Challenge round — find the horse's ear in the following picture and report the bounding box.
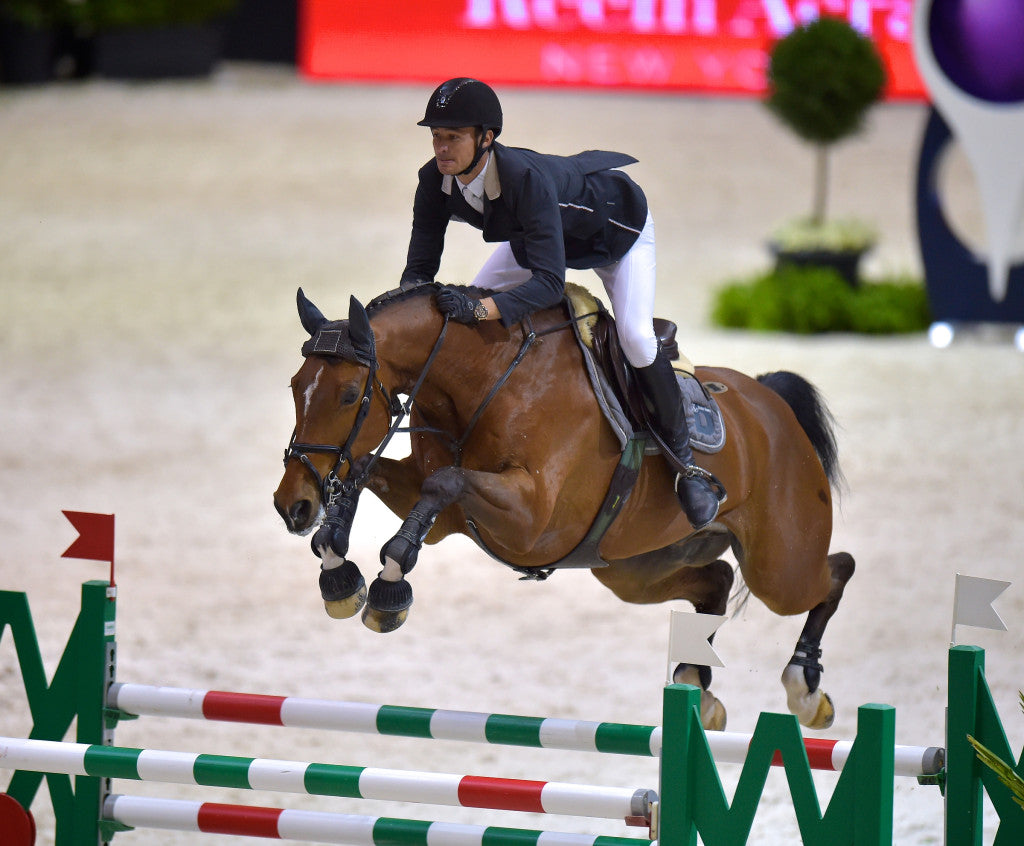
[348,296,376,362]
[297,288,328,336]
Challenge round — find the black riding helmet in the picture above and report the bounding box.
[418,78,502,176]
[417,78,503,137]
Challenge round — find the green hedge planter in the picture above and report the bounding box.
[711,266,932,335]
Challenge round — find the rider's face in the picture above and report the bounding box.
[431,127,489,179]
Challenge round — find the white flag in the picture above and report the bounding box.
[952,574,1010,638]
[668,610,725,668]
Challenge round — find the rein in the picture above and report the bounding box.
[401,314,580,465]
[448,318,537,464]
[353,316,451,486]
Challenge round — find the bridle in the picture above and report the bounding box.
[282,365,393,508]
[282,314,452,509]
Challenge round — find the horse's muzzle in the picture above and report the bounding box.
[275,496,318,535]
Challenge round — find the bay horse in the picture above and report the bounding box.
[273,283,854,731]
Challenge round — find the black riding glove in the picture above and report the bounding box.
[435,287,482,325]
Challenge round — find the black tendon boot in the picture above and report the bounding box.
[635,351,726,529]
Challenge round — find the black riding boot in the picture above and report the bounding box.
[635,351,725,530]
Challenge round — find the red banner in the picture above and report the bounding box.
[299,0,926,99]
[61,511,115,564]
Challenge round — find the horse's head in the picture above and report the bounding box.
[274,289,396,535]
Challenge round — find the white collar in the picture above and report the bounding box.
[461,154,489,199]
[442,151,498,199]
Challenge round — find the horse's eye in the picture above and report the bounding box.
[340,386,361,406]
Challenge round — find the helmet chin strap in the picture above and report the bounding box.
[458,132,491,176]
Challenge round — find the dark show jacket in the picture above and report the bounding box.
[401,142,649,326]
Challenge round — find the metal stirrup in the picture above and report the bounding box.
[679,465,728,502]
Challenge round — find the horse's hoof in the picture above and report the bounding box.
[803,691,835,730]
[781,664,835,729]
[319,558,366,619]
[703,698,727,732]
[361,605,410,633]
[672,665,727,730]
[324,585,367,619]
[362,576,413,633]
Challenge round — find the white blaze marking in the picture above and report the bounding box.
[303,365,324,417]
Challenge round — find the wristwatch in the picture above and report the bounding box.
[473,300,489,322]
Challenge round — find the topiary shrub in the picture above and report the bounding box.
[766,16,887,228]
[711,266,931,335]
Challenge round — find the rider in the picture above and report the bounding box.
[399,77,724,530]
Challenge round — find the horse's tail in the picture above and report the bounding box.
[756,371,844,491]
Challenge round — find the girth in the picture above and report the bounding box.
[465,433,648,580]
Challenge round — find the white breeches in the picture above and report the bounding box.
[472,212,659,367]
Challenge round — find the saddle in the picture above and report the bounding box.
[564,285,726,455]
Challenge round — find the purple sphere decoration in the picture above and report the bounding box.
[929,0,1024,103]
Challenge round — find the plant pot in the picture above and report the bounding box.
[95,23,223,80]
[769,243,871,288]
[0,18,56,84]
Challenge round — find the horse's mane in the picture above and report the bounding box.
[304,284,482,361]
[365,282,439,316]
[365,282,484,317]
[299,286,442,362]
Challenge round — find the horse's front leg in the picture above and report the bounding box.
[363,466,471,632]
[313,454,421,621]
[364,464,546,632]
[312,479,367,620]
[362,454,430,518]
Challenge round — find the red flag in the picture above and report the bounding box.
[61,511,115,563]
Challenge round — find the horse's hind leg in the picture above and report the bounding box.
[669,558,734,731]
[781,552,855,729]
